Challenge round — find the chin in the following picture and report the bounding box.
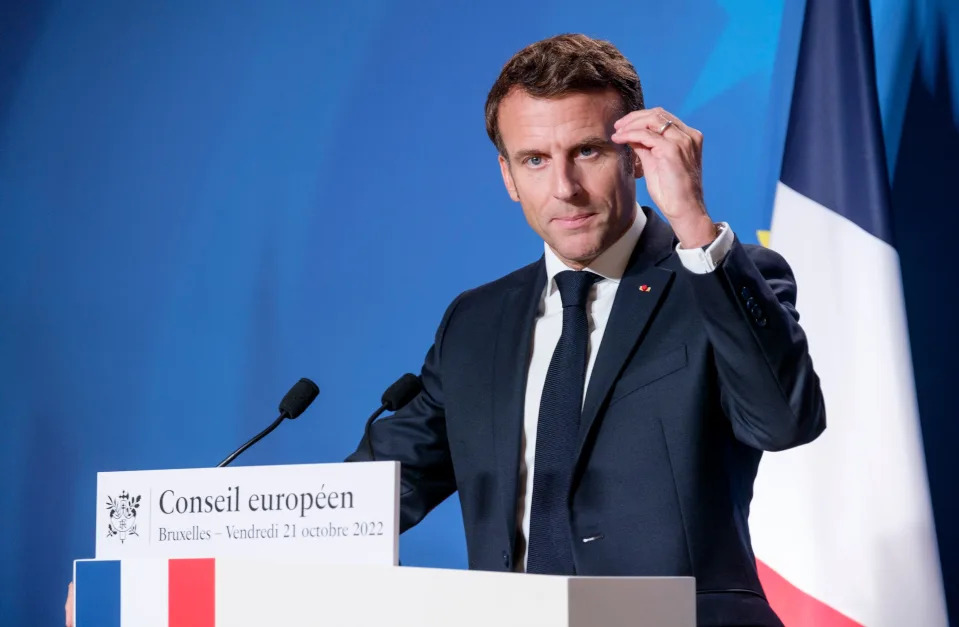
[553,243,603,266]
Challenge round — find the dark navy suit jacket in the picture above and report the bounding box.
[349,208,826,627]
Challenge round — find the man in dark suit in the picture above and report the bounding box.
[348,34,825,627]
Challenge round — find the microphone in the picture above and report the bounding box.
[217,378,320,467]
[365,373,422,461]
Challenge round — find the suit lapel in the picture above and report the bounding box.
[576,210,677,462]
[491,259,545,551]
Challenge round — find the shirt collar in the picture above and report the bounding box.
[544,205,646,294]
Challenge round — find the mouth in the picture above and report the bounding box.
[552,213,596,229]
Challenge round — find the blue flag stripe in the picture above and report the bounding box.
[780,0,893,245]
[75,560,121,627]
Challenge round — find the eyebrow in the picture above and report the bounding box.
[510,136,615,162]
[575,136,614,148]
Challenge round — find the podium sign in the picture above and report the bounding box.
[95,461,399,565]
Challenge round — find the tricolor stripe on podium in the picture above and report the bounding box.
[75,558,215,627]
[748,0,949,625]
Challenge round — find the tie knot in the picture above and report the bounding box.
[554,270,600,308]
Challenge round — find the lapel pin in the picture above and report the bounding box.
[639,284,652,292]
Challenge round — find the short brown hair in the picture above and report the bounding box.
[485,34,644,157]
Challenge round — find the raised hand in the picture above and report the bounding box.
[612,107,717,248]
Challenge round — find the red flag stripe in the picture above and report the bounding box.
[169,558,215,627]
[757,560,863,627]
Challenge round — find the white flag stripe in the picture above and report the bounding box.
[750,182,947,626]
[120,558,168,627]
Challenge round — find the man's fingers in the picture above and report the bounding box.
[65,581,74,627]
[611,127,674,153]
[613,108,670,130]
[614,107,698,138]
[613,107,683,128]
[615,117,691,145]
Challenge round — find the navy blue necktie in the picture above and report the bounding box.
[526,270,600,575]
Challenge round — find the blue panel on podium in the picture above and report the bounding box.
[75,560,121,627]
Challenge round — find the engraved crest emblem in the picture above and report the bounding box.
[106,491,141,543]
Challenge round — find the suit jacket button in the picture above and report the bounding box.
[502,551,511,568]
[757,316,768,327]
[746,297,757,310]
[740,286,751,300]
[750,304,764,319]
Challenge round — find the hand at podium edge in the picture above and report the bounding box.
[65,581,74,627]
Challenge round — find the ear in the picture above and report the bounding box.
[498,154,520,202]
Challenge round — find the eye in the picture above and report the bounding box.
[524,155,545,168]
[578,146,597,157]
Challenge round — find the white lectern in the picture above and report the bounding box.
[77,463,695,625]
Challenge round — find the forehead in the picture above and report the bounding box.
[497,88,622,154]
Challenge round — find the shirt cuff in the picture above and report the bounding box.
[675,222,733,274]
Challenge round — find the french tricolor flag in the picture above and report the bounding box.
[748,0,949,625]
[74,558,215,627]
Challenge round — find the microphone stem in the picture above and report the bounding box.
[364,404,387,461]
[218,413,286,467]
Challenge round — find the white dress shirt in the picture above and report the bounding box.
[514,208,734,571]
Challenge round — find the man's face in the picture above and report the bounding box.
[497,88,639,269]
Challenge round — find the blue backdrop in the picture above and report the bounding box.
[2,1,957,624]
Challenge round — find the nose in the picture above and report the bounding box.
[551,159,582,201]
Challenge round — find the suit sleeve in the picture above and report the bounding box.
[685,238,826,451]
[345,294,463,532]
